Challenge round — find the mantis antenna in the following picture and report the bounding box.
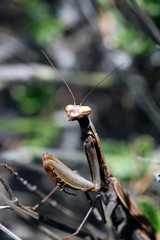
[41,49,76,105]
[42,49,124,106]
[80,63,124,106]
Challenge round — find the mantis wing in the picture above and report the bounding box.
[113,178,155,238]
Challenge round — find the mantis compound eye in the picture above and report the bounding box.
[65,105,73,112]
[80,106,91,116]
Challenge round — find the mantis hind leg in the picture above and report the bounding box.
[60,194,102,240]
[85,191,106,223]
[28,186,59,210]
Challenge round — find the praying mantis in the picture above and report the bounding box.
[42,51,156,240]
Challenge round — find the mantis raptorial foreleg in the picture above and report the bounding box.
[83,136,101,191]
[43,153,95,192]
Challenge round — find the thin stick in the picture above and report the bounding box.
[1,164,39,193]
[0,175,16,201]
[0,223,22,240]
[1,164,80,220]
[41,49,76,105]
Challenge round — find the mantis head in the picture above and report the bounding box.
[65,104,91,121]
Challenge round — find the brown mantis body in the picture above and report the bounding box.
[43,105,156,240]
[42,51,156,240]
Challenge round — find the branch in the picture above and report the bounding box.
[114,0,160,45]
[0,164,102,239]
[0,223,22,240]
[0,185,60,240]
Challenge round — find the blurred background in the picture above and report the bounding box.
[0,0,160,239]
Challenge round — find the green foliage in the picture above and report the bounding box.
[131,135,155,158]
[97,0,156,56]
[102,135,155,180]
[0,117,63,147]
[10,83,55,115]
[138,0,160,17]
[102,137,158,230]
[117,27,154,55]
[102,140,132,180]
[17,0,65,45]
[140,197,160,232]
